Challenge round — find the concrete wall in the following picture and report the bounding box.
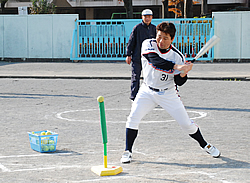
[213,11,250,60]
[208,0,246,4]
[65,0,162,7]
[0,14,78,60]
[1,12,250,61]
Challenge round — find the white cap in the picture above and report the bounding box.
[142,9,153,16]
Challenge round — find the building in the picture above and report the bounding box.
[2,0,250,19]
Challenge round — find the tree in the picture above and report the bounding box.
[123,0,133,19]
[162,0,169,18]
[186,0,193,18]
[201,0,208,16]
[30,0,56,14]
[0,0,8,14]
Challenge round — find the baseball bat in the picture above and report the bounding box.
[191,35,220,63]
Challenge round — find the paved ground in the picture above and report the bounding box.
[0,62,249,183]
[0,61,250,80]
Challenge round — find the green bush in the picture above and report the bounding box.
[30,0,56,14]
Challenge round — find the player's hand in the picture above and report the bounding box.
[181,63,193,76]
[174,63,193,77]
[126,56,132,65]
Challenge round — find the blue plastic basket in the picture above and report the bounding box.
[28,130,58,153]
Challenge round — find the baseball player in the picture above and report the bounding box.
[121,22,220,163]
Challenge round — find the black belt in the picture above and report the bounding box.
[148,86,168,92]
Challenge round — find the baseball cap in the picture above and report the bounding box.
[142,9,153,16]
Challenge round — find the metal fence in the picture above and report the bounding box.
[70,18,214,61]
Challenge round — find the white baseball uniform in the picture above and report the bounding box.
[126,38,198,135]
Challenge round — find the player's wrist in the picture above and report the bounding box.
[174,64,181,70]
[180,73,187,77]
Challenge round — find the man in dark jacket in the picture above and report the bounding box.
[126,9,156,101]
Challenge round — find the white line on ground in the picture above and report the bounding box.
[133,150,147,156]
[11,165,83,173]
[69,170,226,183]
[55,109,207,123]
[0,163,11,172]
[108,149,146,156]
[188,171,217,178]
[0,152,72,159]
[71,175,136,182]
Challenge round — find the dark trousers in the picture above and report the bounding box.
[130,61,142,101]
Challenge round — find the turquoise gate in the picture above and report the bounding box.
[70,18,214,61]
